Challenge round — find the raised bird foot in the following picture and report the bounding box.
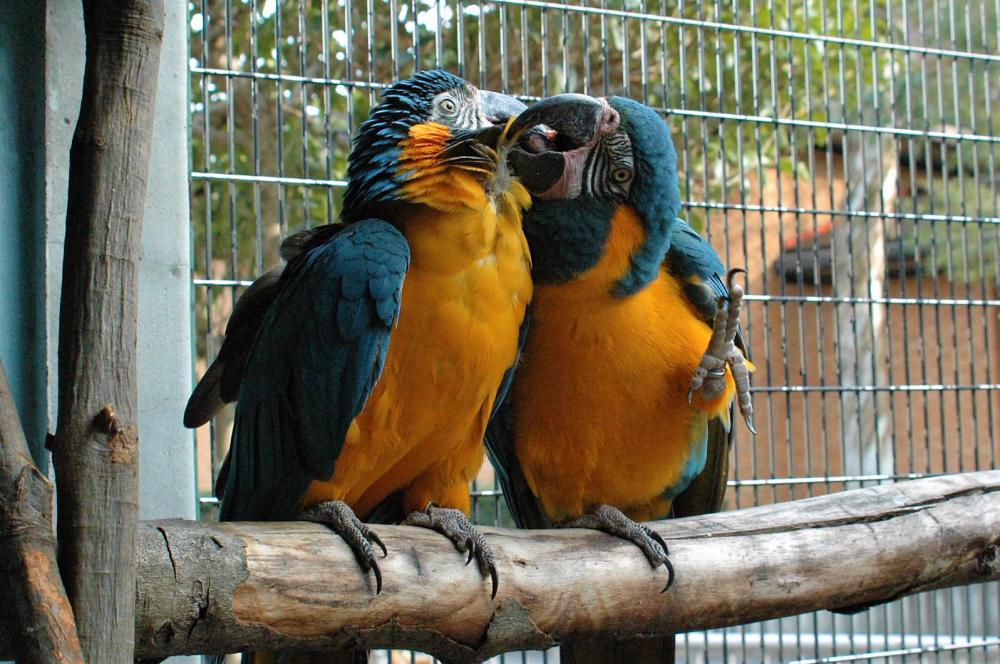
[403,505,499,598]
[559,504,675,591]
[298,500,388,593]
[688,268,756,434]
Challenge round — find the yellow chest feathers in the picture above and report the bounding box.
[304,130,534,517]
[391,122,533,436]
[510,206,725,520]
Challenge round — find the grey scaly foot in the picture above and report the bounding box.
[403,505,499,598]
[688,268,756,434]
[559,504,675,591]
[298,500,388,593]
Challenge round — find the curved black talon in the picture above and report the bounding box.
[370,558,383,595]
[726,266,747,291]
[403,505,500,599]
[641,523,675,592]
[465,538,476,565]
[486,561,499,600]
[559,504,674,592]
[298,500,387,594]
[661,557,676,592]
[646,525,668,554]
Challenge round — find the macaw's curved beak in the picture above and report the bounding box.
[445,90,543,160]
[507,93,609,146]
[504,93,618,199]
[479,89,528,124]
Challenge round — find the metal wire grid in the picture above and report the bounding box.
[188,0,1000,661]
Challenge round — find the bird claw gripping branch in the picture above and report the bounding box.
[403,505,500,598]
[688,268,756,434]
[299,500,388,594]
[560,504,676,592]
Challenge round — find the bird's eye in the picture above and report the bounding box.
[611,168,632,184]
[438,98,458,115]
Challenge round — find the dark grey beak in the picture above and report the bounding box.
[506,93,610,147]
[479,90,528,124]
[504,93,614,197]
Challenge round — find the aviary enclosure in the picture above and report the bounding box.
[188,0,1000,661]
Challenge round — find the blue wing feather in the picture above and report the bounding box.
[491,308,530,423]
[484,310,551,529]
[665,218,744,518]
[665,219,730,319]
[219,219,410,522]
[485,404,549,529]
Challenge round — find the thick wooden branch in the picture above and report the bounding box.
[8,471,997,662]
[0,472,993,661]
[50,1,165,661]
[0,361,83,664]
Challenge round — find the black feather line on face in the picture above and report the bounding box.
[606,96,681,297]
[438,131,500,178]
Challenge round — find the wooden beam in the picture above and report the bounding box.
[49,1,165,661]
[0,360,83,664]
[8,471,998,661]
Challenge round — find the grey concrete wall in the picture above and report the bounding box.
[135,0,196,523]
[44,0,195,521]
[0,4,48,467]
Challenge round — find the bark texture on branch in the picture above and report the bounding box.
[50,1,165,661]
[22,471,997,662]
[0,361,84,664]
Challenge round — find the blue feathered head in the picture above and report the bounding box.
[512,95,681,295]
[342,70,527,222]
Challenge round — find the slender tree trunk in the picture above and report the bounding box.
[0,361,83,664]
[834,113,898,484]
[49,1,165,661]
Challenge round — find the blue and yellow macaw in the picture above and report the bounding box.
[486,94,755,663]
[184,73,527,433]
[184,72,586,614]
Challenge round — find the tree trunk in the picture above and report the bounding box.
[1,471,993,662]
[49,1,165,661]
[0,361,83,664]
[833,111,898,484]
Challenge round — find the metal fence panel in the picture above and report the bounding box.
[188,0,1000,661]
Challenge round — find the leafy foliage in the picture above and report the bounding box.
[188,0,999,387]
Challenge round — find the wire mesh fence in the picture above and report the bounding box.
[188,0,1000,660]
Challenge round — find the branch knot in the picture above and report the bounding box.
[93,404,138,464]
